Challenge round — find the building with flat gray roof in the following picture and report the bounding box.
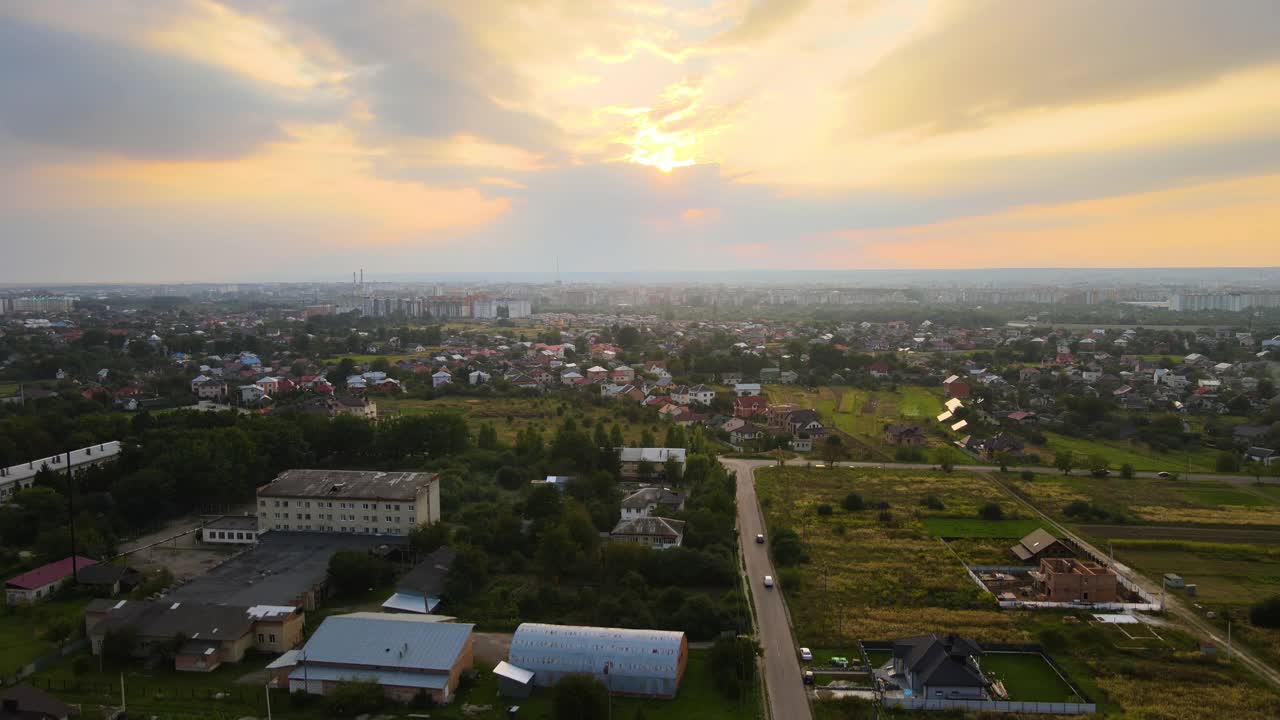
[257,469,440,536]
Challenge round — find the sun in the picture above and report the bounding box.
[627,125,698,173]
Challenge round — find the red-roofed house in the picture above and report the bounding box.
[5,556,98,605]
[734,395,768,418]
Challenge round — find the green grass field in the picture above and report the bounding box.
[1041,431,1219,473]
[0,599,89,677]
[1109,541,1280,606]
[981,652,1082,703]
[0,382,19,398]
[321,353,430,366]
[920,517,1043,539]
[765,385,961,462]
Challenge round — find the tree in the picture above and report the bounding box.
[609,424,624,447]
[327,551,393,596]
[663,458,683,484]
[615,326,642,349]
[769,528,805,566]
[933,447,961,473]
[552,674,609,720]
[1244,460,1266,485]
[496,466,524,491]
[1119,463,1135,479]
[636,459,655,483]
[101,625,139,666]
[640,428,656,447]
[1251,596,1280,628]
[819,435,844,465]
[1088,454,1110,477]
[978,503,1004,521]
[841,492,865,512]
[409,522,451,555]
[1055,451,1075,475]
[1216,451,1241,473]
[709,634,761,700]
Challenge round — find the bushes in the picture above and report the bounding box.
[1063,500,1112,522]
[709,634,761,700]
[552,675,609,720]
[1250,596,1280,629]
[327,550,395,597]
[920,494,945,510]
[978,503,1004,521]
[324,680,386,717]
[842,492,865,512]
[816,504,833,516]
[1020,470,1036,481]
[770,528,806,567]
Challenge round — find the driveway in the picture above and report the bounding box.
[721,458,811,720]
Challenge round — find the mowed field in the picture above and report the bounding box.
[764,384,956,460]
[0,382,19,398]
[377,395,655,445]
[1010,473,1280,528]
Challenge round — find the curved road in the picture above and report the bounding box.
[723,458,812,720]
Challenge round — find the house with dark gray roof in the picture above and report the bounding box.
[0,685,73,720]
[382,546,456,614]
[610,517,685,549]
[889,634,990,700]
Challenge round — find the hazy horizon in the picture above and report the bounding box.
[3,1,1279,283]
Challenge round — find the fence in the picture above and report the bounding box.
[884,697,1096,714]
[2,639,87,685]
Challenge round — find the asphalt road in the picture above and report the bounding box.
[722,458,812,720]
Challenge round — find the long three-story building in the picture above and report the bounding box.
[256,469,440,536]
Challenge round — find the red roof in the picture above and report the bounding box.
[6,556,98,590]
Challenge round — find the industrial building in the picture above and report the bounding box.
[256,469,440,536]
[283,613,474,704]
[507,623,687,698]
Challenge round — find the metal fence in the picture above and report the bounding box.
[884,697,1097,714]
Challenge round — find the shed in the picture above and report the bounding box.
[493,661,534,698]
[508,623,687,698]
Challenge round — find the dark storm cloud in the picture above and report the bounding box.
[0,16,290,160]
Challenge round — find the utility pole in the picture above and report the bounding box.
[265,683,273,720]
[1228,621,1233,660]
[120,672,127,712]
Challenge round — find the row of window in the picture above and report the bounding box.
[268,524,403,535]
[207,530,253,540]
[261,498,411,512]
[265,512,407,524]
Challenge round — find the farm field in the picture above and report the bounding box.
[764,384,961,461]
[1009,474,1280,527]
[321,352,429,365]
[753,466,1280,718]
[1041,431,1219,473]
[1108,541,1280,606]
[0,382,19,398]
[376,396,655,445]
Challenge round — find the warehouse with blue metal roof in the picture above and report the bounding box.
[286,612,474,704]
[507,622,687,698]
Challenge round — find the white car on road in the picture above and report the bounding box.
[763,575,774,588]
[799,647,813,662]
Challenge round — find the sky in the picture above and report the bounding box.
[2,0,1279,283]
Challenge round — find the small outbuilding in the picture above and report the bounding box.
[493,661,535,698]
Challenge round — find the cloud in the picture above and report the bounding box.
[708,0,813,46]
[848,0,1280,134]
[0,15,290,160]
[681,207,722,223]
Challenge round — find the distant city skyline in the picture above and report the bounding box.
[2,1,1279,282]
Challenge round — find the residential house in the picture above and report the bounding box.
[610,366,636,384]
[5,556,98,605]
[888,635,990,700]
[610,517,686,549]
[734,383,763,397]
[883,424,925,446]
[620,487,686,521]
[195,379,228,401]
[432,370,453,388]
[1245,447,1277,467]
[734,394,768,418]
[943,376,971,399]
[586,366,609,383]
[1033,558,1118,603]
[687,384,715,405]
[0,685,74,720]
[869,362,891,379]
[617,448,687,479]
[285,613,474,704]
[1010,528,1074,563]
[731,422,768,448]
